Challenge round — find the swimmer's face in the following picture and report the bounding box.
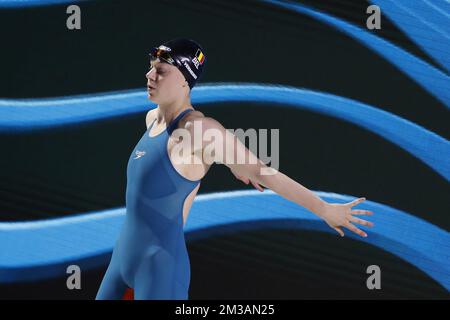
[146,58,189,104]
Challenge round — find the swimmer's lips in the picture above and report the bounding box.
[147,85,157,93]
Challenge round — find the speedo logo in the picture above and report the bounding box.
[183,61,197,79]
[133,150,146,159]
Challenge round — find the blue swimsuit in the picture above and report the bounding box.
[96,108,200,300]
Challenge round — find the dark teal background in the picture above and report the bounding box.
[0,0,448,299]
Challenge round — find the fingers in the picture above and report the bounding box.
[349,197,366,208]
[334,227,344,237]
[351,209,374,216]
[233,171,249,185]
[238,175,263,191]
[251,180,264,192]
[349,216,374,227]
[345,222,367,238]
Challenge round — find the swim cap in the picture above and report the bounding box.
[149,38,206,89]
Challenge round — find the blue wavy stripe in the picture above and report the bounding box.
[0,90,148,131]
[2,0,449,108]
[0,190,449,291]
[370,0,450,73]
[0,0,83,8]
[429,0,450,14]
[262,0,450,108]
[1,84,448,181]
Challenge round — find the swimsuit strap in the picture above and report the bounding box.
[148,117,157,131]
[167,108,194,134]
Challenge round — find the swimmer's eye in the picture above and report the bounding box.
[149,66,164,74]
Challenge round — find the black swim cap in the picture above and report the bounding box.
[149,38,206,90]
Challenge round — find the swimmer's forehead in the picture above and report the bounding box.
[150,58,171,69]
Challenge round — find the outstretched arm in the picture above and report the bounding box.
[197,117,374,238]
[229,167,264,192]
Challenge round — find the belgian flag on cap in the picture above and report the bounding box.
[196,49,205,65]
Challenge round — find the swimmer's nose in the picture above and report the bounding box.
[146,68,156,81]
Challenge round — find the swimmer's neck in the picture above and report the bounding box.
[155,96,194,126]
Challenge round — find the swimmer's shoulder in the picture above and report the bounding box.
[180,109,205,129]
[184,109,205,121]
[146,108,205,130]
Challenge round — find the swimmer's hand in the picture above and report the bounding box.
[318,197,374,238]
[230,168,264,192]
